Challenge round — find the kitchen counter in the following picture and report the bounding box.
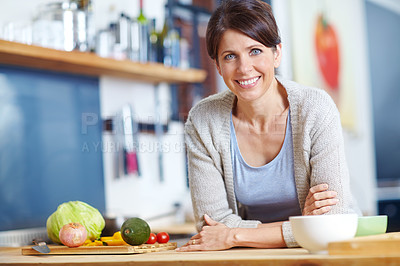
[1,246,400,265]
[150,223,197,235]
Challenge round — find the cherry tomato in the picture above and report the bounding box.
[156,232,170,243]
[146,233,157,244]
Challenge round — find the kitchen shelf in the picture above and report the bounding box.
[0,40,207,83]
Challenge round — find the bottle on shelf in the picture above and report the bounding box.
[161,0,181,67]
[158,17,168,63]
[116,13,131,60]
[162,22,180,68]
[71,0,95,52]
[130,18,140,61]
[179,36,190,69]
[84,0,96,52]
[137,0,149,63]
[137,0,147,24]
[148,18,159,63]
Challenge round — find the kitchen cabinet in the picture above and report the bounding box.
[1,246,400,265]
[0,40,207,84]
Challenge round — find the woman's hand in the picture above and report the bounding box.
[176,214,234,251]
[303,183,339,215]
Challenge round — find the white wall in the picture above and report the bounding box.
[273,0,377,215]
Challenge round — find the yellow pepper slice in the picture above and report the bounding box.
[113,231,123,240]
[83,239,105,246]
[100,236,114,241]
[102,239,128,246]
[83,239,92,246]
[85,232,128,246]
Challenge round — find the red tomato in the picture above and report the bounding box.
[315,14,340,90]
[156,232,170,243]
[146,233,157,244]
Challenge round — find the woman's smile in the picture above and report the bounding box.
[237,76,261,87]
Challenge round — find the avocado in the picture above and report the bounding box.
[120,217,151,246]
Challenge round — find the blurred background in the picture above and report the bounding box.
[0,0,399,246]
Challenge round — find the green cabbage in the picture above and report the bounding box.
[46,201,105,244]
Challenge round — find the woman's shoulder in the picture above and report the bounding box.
[187,90,234,122]
[277,76,337,114]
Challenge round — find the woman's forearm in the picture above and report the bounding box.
[229,221,286,248]
[176,217,287,251]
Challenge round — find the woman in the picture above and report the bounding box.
[177,0,360,251]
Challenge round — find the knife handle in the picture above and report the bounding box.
[32,238,46,245]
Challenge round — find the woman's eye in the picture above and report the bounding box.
[224,54,235,60]
[250,49,261,55]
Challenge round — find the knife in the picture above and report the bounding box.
[154,84,164,182]
[32,239,50,254]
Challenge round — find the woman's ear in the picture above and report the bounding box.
[274,43,282,68]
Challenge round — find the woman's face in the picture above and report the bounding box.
[216,29,282,103]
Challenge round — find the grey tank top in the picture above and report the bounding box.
[230,110,302,223]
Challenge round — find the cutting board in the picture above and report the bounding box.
[328,232,400,256]
[22,242,177,255]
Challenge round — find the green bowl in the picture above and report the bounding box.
[355,215,388,237]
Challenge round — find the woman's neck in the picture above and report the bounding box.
[233,79,289,131]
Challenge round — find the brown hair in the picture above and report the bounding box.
[206,0,281,64]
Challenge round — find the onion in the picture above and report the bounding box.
[59,222,87,247]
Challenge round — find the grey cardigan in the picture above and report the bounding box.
[184,76,360,247]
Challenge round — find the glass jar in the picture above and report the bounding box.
[32,1,88,52]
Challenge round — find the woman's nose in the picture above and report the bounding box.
[237,56,253,74]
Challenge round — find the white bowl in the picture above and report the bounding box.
[289,214,358,254]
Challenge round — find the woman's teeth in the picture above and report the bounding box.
[238,77,259,86]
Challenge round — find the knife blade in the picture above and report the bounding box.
[32,239,50,254]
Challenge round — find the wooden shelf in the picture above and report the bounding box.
[0,40,207,83]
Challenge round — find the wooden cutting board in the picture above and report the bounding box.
[328,232,400,256]
[22,242,177,255]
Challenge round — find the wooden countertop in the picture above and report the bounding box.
[150,223,197,235]
[0,40,207,84]
[1,246,400,265]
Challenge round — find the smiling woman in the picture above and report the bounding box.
[178,0,361,252]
